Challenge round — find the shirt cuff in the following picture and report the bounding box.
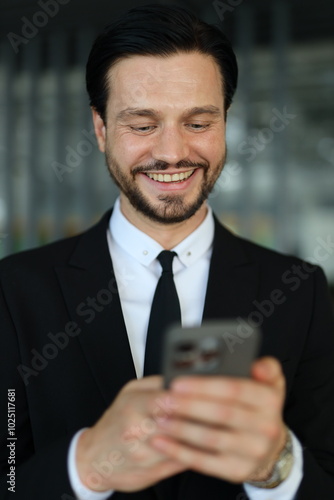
[243,431,303,500]
[67,428,114,500]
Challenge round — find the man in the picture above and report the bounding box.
[1,5,334,499]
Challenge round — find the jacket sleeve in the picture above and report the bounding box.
[283,267,334,500]
[0,281,76,499]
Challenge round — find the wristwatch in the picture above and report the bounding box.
[247,427,294,489]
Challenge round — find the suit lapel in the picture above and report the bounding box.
[203,216,260,321]
[55,210,136,407]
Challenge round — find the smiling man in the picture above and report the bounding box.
[92,51,227,246]
[1,5,334,500]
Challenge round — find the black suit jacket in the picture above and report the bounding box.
[1,210,334,499]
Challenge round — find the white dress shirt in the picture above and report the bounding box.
[68,197,302,499]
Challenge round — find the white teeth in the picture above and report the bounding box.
[146,170,194,183]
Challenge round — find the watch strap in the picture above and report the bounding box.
[247,427,294,489]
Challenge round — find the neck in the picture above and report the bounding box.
[119,196,208,249]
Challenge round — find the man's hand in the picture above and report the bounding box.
[76,376,186,492]
[150,357,287,484]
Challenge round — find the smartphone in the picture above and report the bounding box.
[163,319,261,388]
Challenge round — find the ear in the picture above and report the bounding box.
[91,108,106,152]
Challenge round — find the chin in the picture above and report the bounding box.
[131,193,206,224]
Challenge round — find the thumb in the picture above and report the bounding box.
[124,375,164,393]
[251,356,285,392]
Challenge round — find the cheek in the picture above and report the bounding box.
[112,134,151,166]
[191,133,226,162]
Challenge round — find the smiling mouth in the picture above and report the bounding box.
[145,169,195,183]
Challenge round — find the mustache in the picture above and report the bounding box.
[132,160,208,175]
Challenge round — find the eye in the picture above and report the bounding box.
[130,126,156,133]
[187,123,210,131]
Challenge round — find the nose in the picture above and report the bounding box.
[151,126,190,165]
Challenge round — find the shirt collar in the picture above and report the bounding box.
[109,197,214,268]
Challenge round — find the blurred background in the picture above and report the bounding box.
[0,0,333,291]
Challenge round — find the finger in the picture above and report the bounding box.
[156,397,282,436]
[157,394,279,429]
[124,375,164,392]
[171,377,282,412]
[150,458,187,481]
[151,435,254,482]
[156,417,278,458]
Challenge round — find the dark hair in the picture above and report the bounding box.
[86,4,238,122]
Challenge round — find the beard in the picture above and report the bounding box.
[105,149,226,224]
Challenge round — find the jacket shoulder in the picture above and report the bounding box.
[0,234,79,273]
[0,210,111,276]
[239,236,302,267]
[216,220,313,273]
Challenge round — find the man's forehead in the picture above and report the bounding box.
[106,52,224,110]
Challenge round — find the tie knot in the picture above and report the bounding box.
[157,250,177,274]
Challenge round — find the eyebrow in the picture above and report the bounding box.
[116,105,222,122]
[183,106,221,118]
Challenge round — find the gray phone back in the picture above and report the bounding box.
[163,320,261,388]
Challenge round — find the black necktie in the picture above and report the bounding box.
[144,250,182,376]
